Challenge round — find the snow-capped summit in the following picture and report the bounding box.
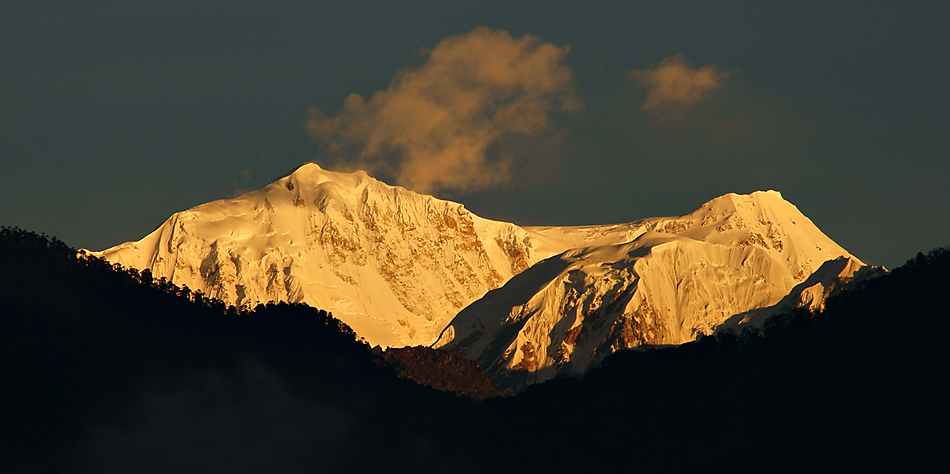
[94,164,870,384]
[433,190,870,391]
[93,163,556,347]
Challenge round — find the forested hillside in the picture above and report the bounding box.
[1,226,946,473]
[435,247,950,471]
[0,227,485,473]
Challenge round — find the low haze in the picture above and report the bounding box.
[2,1,948,269]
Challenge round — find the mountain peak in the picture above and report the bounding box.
[274,162,372,190]
[700,189,785,212]
[435,188,866,391]
[93,163,546,347]
[91,164,865,373]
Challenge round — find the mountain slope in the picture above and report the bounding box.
[94,163,558,347]
[717,255,884,332]
[94,164,867,361]
[434,191,868,390]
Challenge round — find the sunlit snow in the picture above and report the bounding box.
[93,163,869,371]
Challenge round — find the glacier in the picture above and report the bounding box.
[93,163,873,389]
[433,191,873,391]
[93,163,558,347]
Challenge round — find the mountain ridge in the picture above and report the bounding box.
[93,164,869,376]
[434,190,871,390]
[93,163,553,347]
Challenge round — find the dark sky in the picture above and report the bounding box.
[2,0,948,269]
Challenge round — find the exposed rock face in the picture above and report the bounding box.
[434,191,868,391]
[94,164,870,388]
[93,163,555,348]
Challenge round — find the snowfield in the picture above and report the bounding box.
[94,163,873,388]
[433,190,872,390]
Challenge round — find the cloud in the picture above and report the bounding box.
[305,27,582,195]
[629,54,729,119]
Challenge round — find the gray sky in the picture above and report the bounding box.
[2,0,948,269]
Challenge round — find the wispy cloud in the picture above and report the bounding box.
[629,54,729,120]
[305,27,582,195]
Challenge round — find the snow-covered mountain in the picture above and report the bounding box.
[95,164,871,386]
[433,191,871,391]
[94,163,565,347]
[716,255,884,332]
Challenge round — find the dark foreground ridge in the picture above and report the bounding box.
[435,247,950,471]
[0,227,484,473]
[1,226,948,472]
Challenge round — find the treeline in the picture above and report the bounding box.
[376,346,507,400]
[0,227,491,473]
[433,247,950,471]
[2,226,947,472]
